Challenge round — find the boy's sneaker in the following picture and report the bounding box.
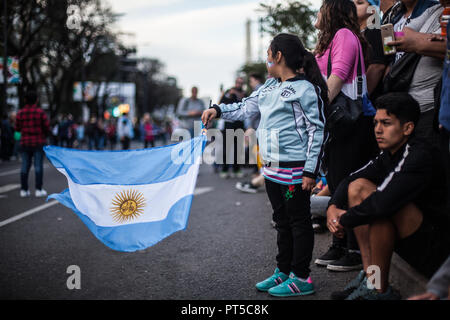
[326,251,363,271]
[314,244,346,266]
[20,190,30,198]
[345,279,401,300]
[268,272,315,297]
[35,189,48,198]
[312,216,327,233]
[255,268,289,292]
[330,270,366,300]
[235,181,259,193]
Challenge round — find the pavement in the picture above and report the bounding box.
[0,141,427,300]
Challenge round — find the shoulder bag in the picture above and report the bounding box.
[325,43,364,138]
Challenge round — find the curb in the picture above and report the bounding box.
[389,253,429,299]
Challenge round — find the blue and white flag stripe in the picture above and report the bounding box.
[45,135,206,252]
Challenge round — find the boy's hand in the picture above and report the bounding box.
[201,108,217,126]
[327,205,346,237]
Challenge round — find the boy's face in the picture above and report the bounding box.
[374,109,414,154]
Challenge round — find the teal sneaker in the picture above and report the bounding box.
[345,279,401,300]
[255,268,289,292]
[330,270,366,300]
[268,272,315,297]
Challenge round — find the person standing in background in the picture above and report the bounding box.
[176,86,205,138]
[117,113,134,150]
[15,91,50,198]
[219,77,246,179]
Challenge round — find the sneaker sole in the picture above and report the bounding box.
[255,286,271,292]
[236,186,258,193]
[314,258,338,266]
[326,264,363,272]
[268,289,315,297]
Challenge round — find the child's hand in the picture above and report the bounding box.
[301,176,315,191]
[201,108,217,126]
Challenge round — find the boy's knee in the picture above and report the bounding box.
[348,178,375,202]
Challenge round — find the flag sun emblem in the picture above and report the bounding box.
[110,190,146,223]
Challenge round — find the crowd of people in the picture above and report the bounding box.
[0,100,174,199]
[0,111,175,157]
[202,0,450,300]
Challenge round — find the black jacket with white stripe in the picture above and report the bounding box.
[329,137,448,228]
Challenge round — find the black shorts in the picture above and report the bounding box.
[394,215,450,278]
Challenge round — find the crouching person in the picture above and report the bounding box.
[326,92,450,300]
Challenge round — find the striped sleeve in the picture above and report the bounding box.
[296,85,325,178]
[339,145,433,228]
[218,87,261,122]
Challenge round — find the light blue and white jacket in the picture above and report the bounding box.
[213,75,326,180]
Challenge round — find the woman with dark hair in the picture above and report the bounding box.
[313,0,378,273]
[202,33,327,297]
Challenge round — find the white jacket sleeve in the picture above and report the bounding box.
[217,88,261,122]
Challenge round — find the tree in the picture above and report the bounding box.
[258,0,318,49]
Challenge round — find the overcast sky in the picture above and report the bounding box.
[106,0,322,103]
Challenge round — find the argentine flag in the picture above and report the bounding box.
[44,135,206,252]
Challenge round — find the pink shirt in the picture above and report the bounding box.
[315,28,367,99]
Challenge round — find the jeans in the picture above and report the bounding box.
[20,146,44,191]
[265,179,314,279]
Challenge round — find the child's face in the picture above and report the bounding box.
[266,48,278,78]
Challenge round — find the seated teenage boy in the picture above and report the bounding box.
[326,92,450,300]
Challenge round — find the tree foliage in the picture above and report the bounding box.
[1,0,180,119]
[258,0,318,49]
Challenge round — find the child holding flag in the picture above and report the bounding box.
[202,33,327,297]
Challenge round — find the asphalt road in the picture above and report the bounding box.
[0,144,359,300]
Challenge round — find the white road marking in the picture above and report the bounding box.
[0,163,51,177]
[0,200,58,228]
[0,184,20,194]
[0,187,213,228]
[193,187,214,196]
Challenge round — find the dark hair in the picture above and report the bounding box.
[249,73,264,84]
[24,91,38,105]
[315,0,368,61]
[374,92,421,126]
[270,33,328,105]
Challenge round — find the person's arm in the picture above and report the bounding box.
[366,64,387,95]
[326,28,360,102]
[176,98,190,118]
[328,153,384,211]
[387,27,446,60]
[409,256,450,300]
[327,75,344,103]
[326,153,385,236]
[364,28,388,95]
[188,100,205,117]
[298,85,325,182]
[215,93,260,122]
[42,111,50,137]
[317,184,330,197]
[339,146,433,228]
